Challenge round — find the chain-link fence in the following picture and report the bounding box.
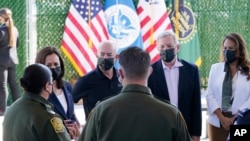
[0,1,27,104]
[35,0,77,80]
[193,0,250,88]
[1,0,250,103]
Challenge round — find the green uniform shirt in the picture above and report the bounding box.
[3,92,71,141]
[79,84,191,141]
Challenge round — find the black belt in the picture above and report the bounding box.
[222,111,234,118]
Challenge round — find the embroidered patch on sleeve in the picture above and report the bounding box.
[50,117,64,133]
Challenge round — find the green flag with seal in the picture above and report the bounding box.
[168,0,201,67]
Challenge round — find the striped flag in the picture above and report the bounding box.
[137,0,172,63]
[61,0,108,76]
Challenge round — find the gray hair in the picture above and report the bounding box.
[156,30,180,45]
[98,40,117,53]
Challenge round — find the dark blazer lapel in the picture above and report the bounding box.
[154,60,170,100]
[49,93,67,119]
[178,59,189,106]
[63,84,73,118]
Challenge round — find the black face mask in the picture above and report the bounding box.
[97,57,114,71]
[160,48,176,62]
[50,67,61,80]
[224,49,237,63]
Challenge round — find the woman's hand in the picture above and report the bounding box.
[220,116,233,130]
[65,120,80,139]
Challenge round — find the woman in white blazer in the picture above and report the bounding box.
[206,33,250,141]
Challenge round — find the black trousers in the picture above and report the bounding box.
[0,62,19,112]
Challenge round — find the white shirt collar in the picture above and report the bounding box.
[161,56,183,70]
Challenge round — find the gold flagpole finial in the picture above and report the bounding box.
[175,0,179,39]
[88,0,92,48]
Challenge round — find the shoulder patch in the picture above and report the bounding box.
[50,117,65,133]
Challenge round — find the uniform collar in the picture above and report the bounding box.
[121,84,152,96]
[24,92,54,109]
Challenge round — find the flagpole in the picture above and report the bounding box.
[114,0,119,48]
[149,0,154,46]
[88,0,93,49]
[175,0,179,39]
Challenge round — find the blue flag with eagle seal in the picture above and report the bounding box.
[104,0,143,56]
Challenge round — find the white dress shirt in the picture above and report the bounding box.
[161,58,183,107]
[56,91,68,113]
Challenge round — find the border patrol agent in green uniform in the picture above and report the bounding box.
[3,64,71,141]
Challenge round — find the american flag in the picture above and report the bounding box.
[137,0,172,63]
[61,0,108,76]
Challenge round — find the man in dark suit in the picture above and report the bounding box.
[148,30,202,141]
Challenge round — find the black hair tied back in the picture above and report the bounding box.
[20,77,30,90]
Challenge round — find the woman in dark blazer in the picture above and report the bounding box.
[35,46,80,140]
[0,8,19,115]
